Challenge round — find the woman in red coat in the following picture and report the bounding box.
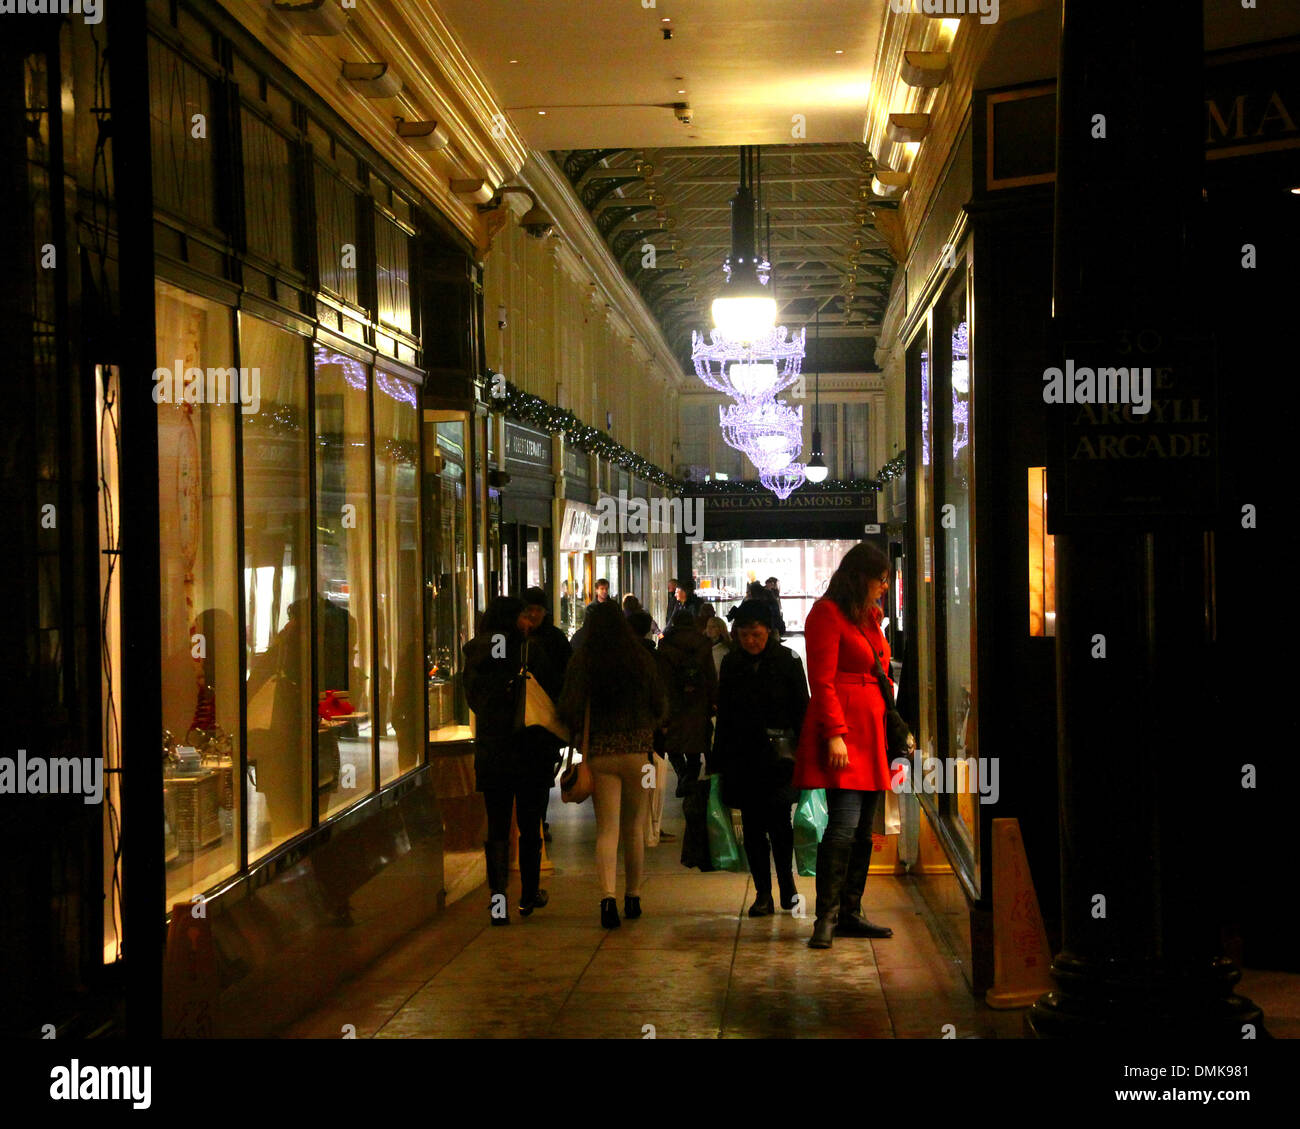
[793,542,896,949]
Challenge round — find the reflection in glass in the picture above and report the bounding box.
[314,346,375,816]
[909,332,939,802]
[242,314,313,859]
[940,287,977,848]
[374,372,423,780]
[156,283,241,906]
[425,417,473,741]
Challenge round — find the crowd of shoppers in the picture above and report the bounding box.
[459,544,897,949]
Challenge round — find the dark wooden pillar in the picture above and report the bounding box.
[1028,1,1260,1038]
[110,0,164,1039]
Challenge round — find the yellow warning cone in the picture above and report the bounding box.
[985,817,1054,1009]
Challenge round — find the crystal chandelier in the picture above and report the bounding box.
[718,399,804,471]
[760,464,808,500]
[690,325,805,402]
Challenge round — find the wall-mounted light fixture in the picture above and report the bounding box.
[886,112,931,143]
[451,178,495,205]
[342,61,403,99]
[900,50,950,88]
[396,120,450,151]
[270,0,347,36]
[871,169,912,197]
[477,186,556,240]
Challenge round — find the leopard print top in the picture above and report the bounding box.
[587,726,655,759]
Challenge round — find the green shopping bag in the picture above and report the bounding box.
[792,788,828,876]
[705,776,746,872]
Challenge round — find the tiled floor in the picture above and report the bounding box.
[282,785,1028,1039]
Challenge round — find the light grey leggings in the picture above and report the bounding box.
[590,752,652,901]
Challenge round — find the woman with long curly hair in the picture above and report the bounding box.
[557,600,667,928]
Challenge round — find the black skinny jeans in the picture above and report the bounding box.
[740,793,796,895]
[483,785,549,899]
[824,788,880,848]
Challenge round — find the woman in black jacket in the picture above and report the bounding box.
[557,601,667,928]
[712,598,810,916]
[462,596,564,925]
[656,609,718,869]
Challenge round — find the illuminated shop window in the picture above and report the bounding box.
[1028,466,1056,637]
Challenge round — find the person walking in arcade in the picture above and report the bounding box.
[793,542,897,949]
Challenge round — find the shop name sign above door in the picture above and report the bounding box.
[1046,332,1218,528]
[505,423,551,470]
[702,491,875,511]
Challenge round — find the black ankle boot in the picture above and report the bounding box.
[778,873,798,910]
[485,840,510,926]
[836,833,893,938]
[519,889,549,916]
[518,831,545,916]
[809,841,851,949]
[623,895,641,919]
[600,897,621,929]
[748,892,775,917]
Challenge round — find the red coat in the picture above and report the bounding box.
[792,598,892,792]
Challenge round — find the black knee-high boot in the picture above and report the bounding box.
[742,808,774,915]
[836,827,893,938]
[771,814,797,909]
[809,840,851,948]
[485,840,510,926]
[517,832,548,915]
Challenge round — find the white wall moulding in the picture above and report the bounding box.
[872,169,913,197]
[341,61,404,99]
[886,112,931,143]
[901,50,951,88]
[268,0,348,37]
[397,120,451,151]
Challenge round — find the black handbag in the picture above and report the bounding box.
[766,727,798,763]
[871,651,913,761]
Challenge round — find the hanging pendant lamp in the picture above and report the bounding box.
[711,146,776,343]
[805,306,829,482]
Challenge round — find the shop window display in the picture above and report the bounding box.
[938,284,978,850]
[374,371,423,781]
[425,415,474,742]
[908,331,940,816]
[155,283,241,906]
[242,315,314,859]
[313,346,375,816]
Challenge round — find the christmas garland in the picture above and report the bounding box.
[875,450,906,483]
[494,377,681,491]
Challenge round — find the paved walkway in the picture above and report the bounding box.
[283,787,1027,1039]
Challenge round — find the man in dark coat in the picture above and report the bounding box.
[522,587,573,844]
[656,609,717,868]
[712,598,809,915]
[462,597,564,924]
